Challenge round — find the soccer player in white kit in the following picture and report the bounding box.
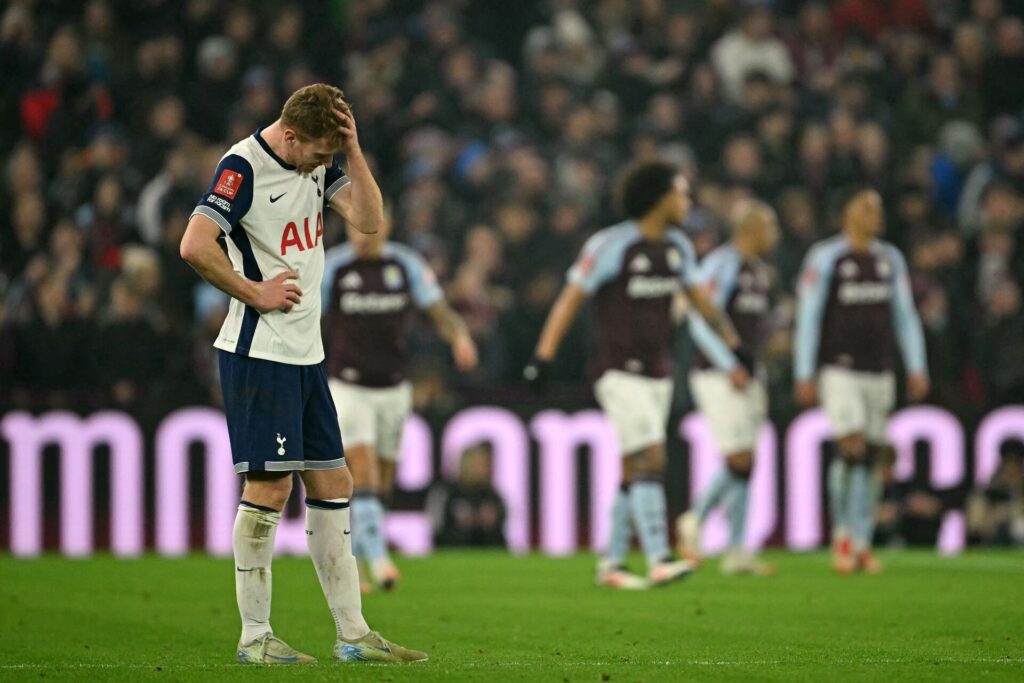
[793,187,929,574]
[677,199,779,576]
[180,84,426,664]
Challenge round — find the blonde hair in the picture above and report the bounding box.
[730,198,776,237]
[280,83,347,145]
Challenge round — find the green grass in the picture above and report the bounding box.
[1,551,1022,682]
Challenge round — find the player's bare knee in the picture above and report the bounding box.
[338,467,355,498]
[726,451,754,480]
[378,460,396,492]
[346,445,380,491]
[837,434,866,462]
[242,472,293,510]
[300,467,352,501]
[626,445,665,482]
[642,443,667,473]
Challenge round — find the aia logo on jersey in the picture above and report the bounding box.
[280,212,324,255]
[214,170,243,199]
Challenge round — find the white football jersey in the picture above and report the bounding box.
[190,129,350,365]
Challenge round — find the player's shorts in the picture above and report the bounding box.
[218,350,346,474]
[689,369,768,456]
[819,365,895,444]
[594,369,673,456]
[328,378,413,461]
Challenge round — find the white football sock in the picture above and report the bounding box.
[305,498,370,641]
[233,502,280,644]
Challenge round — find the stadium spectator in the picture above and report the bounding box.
[966,442,1024,546]
[711,5,794,104]
[426,443,507,548]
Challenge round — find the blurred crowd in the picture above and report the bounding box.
[2,0,1024,443]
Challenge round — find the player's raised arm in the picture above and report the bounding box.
[327,98,384,234]
[888,246,930,401]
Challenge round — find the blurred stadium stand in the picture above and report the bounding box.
[1,0,1023,552]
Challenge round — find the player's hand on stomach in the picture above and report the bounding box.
[794,380,817,407]
[453,332,479,371]
[907,373,930,402]
[251,271,302,313]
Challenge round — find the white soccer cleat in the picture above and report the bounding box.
[647,558,695,587]
[370,557,400,592]
[236,633,317,665]
[675,511,703,566]
[720,549,777,576]
[595,559,649,590]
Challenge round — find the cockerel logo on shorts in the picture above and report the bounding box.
[276,433,287,456]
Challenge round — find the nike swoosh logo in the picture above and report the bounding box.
[265,654,299,663]
[343,529,351,535]
[270,192,286,203]
[236,567,255,572]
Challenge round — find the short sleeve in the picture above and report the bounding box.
[405,252,444,309]
[567,233,625,295]
[668,231,701,287]
[191,154,254,234]
[324,157,350,204]
[698,247,742,307]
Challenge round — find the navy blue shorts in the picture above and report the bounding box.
[219,350,346,474]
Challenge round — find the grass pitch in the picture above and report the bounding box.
[1,550,1022,682]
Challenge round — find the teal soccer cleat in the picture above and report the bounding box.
[334,631,428,663]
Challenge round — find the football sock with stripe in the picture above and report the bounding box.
[694,468,731,523]
[724,475,750,549]
[305,498,370,641]
[849,463,877,552]
[827,457,851,539]
[352,493,388,562]
[628,479,670,565]
[233,501,280,644]
[605,486,632,566]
